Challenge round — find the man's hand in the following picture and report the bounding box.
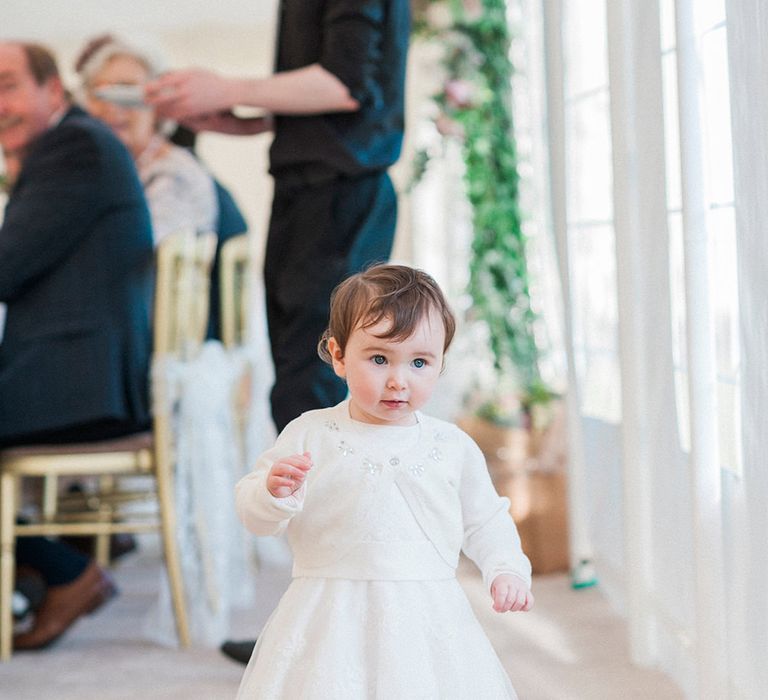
[490,574,534,613]
[266,452,313,498]
[145,69,236,120]
[181,111,273,136]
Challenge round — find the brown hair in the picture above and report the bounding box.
[318,264,456,364]
[20,43,60,85]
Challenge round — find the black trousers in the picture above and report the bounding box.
[16,532,89,586]
[264,170,397,432]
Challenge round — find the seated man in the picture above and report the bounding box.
[0,41,154,649]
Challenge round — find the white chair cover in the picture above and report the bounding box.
[144,341,264,647]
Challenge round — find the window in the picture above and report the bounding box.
[660,0,742,473]
[563,0,621,422]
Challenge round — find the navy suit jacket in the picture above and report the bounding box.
[0,106,154,443]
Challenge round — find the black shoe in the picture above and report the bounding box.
[220,639,257,665]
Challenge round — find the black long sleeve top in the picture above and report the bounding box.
[269,0,411,180]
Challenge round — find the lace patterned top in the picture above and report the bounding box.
[137,140,218,243]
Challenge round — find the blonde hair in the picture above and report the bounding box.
[318,264,456,364]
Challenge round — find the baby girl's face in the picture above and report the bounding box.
[328,310,445,426]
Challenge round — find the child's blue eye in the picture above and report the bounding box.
[413,358,426,368]
[372,355,386,365]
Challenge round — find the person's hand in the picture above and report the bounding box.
[490,574,534,613]
[266,452,313,498]
[181,111,273,136]
[145,68,236,120]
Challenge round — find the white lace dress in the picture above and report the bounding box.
[235,401,531,699]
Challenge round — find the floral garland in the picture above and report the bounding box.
[411,0,552,422]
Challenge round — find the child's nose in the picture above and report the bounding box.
[386,370,406,390]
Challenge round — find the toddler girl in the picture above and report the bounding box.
[235,264,533,699]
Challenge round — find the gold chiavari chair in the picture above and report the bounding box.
[219,233,250,350]
[0,230,217,660]
[219,234,253,465]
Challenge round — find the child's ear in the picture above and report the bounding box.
[327,337,346,379]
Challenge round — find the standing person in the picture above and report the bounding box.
[146,0,411,432]
[147,1,411,664]
[233,264,533,698]
[0,41,154,648]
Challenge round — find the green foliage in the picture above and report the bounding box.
[412,0,542,396]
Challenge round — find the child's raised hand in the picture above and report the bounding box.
[490,574,534,613]
[266,452,313,498]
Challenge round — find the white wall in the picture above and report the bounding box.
[4,1,275,39]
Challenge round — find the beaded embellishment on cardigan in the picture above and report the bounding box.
[338,441,355,457]
[327,417,449,480]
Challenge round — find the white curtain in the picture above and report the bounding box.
[724,0,768,696]
[539,0,767,695]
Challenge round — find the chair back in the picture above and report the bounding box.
[219,234,250,349]
[151,229,217,498]
[0,231,218,659]
[154,230,218,360]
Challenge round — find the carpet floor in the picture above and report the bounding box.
[0,538,683,699]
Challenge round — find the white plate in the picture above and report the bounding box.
[92,84,147,108]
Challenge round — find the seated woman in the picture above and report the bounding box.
[169,126,249,340]
[75,34,219,244]
[75,35,249,339]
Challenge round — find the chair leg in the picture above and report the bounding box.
[95,476,115,567]
[42,474,58,522]
[1,471,18,661]
[94,511,111,567]
[154,456,190,647]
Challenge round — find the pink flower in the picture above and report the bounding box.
[444,79,475,109]
[463,0,484,22]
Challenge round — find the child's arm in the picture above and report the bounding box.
[458,434,533,598]
[266,452,313,498]
[490,573,535,613]
[236,419,311,536]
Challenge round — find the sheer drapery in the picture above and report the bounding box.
[724,0,768,695]
[542,0,764,695]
